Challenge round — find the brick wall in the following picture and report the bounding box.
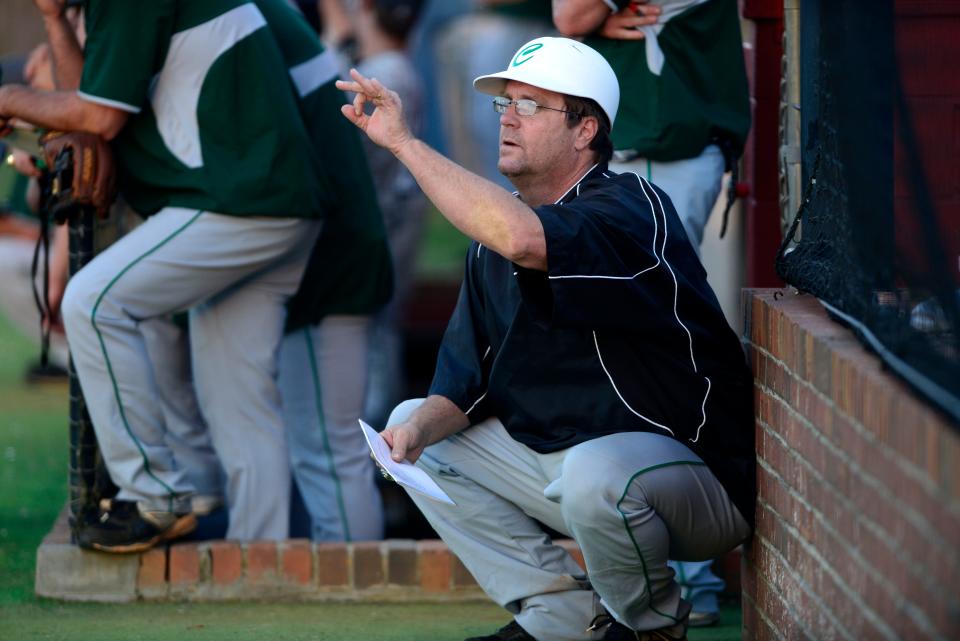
[741,289,960,641]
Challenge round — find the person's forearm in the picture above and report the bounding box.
[394,138,547,270]
[552,0,613,35]
[42,14,84,90]
[408,395,471,446]
[318,0,353,48]
[0,86,126,139]
[50,224,69,283]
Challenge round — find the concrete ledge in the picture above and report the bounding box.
[35,508,491,602]
[36,507,744,603]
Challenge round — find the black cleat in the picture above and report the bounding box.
[465,620,537,641]
[77,499,197,554]
[589,600,692,641]
[23,361,68,384]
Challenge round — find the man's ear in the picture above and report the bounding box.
[574,116,599,153]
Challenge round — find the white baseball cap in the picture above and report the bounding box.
[473,37,620,127]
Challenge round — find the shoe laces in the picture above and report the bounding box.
[586,613,614,633]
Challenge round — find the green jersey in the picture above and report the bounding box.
[488,0,553,22]
[80,0,325,218]
[586,0,750,161]
[253,1,392,327]
[0,164,30,217]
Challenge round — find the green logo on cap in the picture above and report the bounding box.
[511,43,543,67]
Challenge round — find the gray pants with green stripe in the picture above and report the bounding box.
[280,316,384,542]
[388,399,750,641]
[61,207,320,539]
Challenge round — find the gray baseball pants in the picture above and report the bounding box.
[388,399,750,641]
[280,316,384,542]
[61,206,320,539]
[610,144,725,255]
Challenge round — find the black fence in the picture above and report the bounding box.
[776,1,959,423]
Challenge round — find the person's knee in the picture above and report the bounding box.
[558,447,628,525]
[60,271,97,333]
[385,398,424,428]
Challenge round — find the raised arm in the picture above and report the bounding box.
[335,69,547,271]
[553,0,661,39]
[552,0,615,36]
[36,0,85,90]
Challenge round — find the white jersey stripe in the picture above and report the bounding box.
[289,48,340,97]
[593,331,674,436]
[638,176,697,373]
[77,91,141,114]
[637,175,711,442]
[151,3,267,169]
[548,171,659,280]
[464,346,492,416]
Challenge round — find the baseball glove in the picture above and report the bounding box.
[40,130,117,221]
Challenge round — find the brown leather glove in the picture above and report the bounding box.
[40,130,117,220]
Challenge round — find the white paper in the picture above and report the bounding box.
[358,420,455,506]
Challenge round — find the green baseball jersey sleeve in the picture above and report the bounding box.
[78,0,326,219]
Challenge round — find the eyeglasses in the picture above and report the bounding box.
[492,95,576,117]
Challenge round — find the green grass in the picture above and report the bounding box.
[414,207,471,280]
[0,313,740,640]
[0,314,69,606]
[0,601,508,641]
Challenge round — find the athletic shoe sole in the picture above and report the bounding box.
[90,513,198,554]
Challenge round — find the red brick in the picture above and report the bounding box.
[352,542,385,588]
[452,555,477,587]
[138,547,167,588]
[169,543,201,585]
[280,539,312,585]
[209,541,242,585]
[758,492,939,641]
[768,306,782,362]
[750,294,765,346]
[940,425,960,497]
[923,414,941,488]
[418,540,452,593]
[245,541,278,584]
[740,592,760,641]
[316,542,349,586]
[386,540,418,585]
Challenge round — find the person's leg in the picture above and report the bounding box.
[281,315,384,542]
[552,432,750,635]
[667,559,724,625]
[609,145,725,254]
[388,399,601,641]
[140,315,224,511]
[61,207,318,527]
[189,217,320,541]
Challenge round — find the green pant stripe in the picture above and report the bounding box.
[303,328,352,542]
[89,209,204,512]
[615,459,708,624]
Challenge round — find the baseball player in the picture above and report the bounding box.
[337,36,754,641]
[269,0,395,542]
[554,0,750,254]
[0,0,335,549]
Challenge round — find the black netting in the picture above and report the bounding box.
[67,208,117,542]
[776,1,959,423]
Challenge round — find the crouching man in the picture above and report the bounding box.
[337,36,754,641]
